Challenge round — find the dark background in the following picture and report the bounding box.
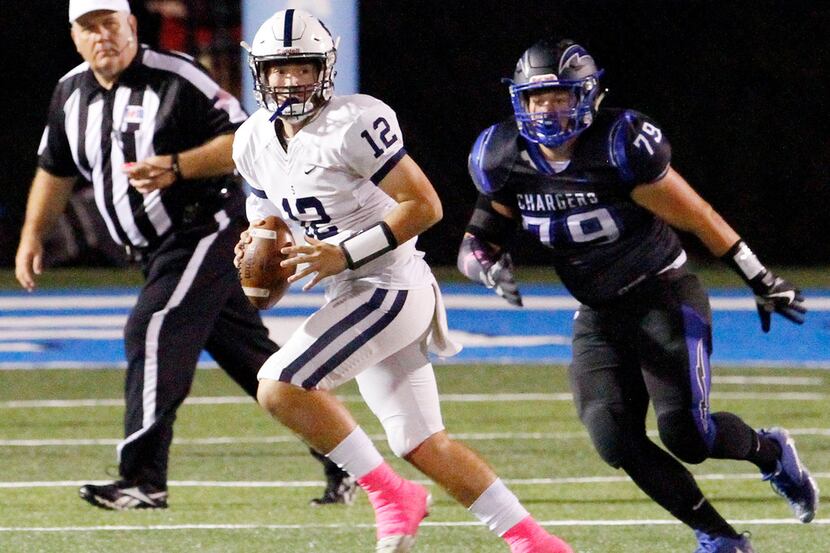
[2,0,829,270]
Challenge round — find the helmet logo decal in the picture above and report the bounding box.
[559,45,594,74]
[283,9,295,46]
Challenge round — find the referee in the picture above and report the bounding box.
[15,0,354,510]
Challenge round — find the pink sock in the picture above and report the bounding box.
[503,516,573,553]
[357,462,428,539]
[356,461,403,498]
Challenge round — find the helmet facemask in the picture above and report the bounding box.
[250,54,335,122]
[509,73,603,147]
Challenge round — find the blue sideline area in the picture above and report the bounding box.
[0,284,827,369]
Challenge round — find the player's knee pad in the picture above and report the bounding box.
[381,417,437,458]
[657,409,710,464]
[580,403,631,468]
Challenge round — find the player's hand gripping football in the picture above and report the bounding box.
[752,271,806,333]
[233,229,251,270]
[280,236,347,291]
[458,234,523,307]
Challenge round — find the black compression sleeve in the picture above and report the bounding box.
[465,194,515,246]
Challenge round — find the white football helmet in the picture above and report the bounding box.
[244,9,338,121]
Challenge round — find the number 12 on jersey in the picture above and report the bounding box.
[282,197,339,240]
[360,116,399,158]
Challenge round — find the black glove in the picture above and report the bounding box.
[458,234,523,307]
[722,240,807,332]
[751,271,806,333]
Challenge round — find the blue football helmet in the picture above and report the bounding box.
[507,38,604,147]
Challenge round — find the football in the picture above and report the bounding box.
[238,216,296,309]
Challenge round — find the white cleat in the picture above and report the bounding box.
[376,534,417,553]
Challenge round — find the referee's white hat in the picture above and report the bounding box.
[69,0,131,23]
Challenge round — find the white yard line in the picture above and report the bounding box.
[3,429,830,448]
[0,518,827,533]
[1,390,827,410]
[1,473,828,489]
[713,376,823,385]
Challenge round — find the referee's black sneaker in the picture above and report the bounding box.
[79,480,168,510]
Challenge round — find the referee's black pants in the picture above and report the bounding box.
[118,209,275,488]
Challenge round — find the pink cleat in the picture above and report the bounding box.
[366,478,431,553]
[503,516,574,553]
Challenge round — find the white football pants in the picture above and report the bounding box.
[258,282,445,456]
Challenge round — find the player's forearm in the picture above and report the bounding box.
[383,197,442,245]
[688,203,740,258]
[177,134,236,180]
[337,198,439,272]
[19,170,75,241]
[376,154,443,244]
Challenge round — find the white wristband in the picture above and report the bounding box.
[340,221,398,270]
[731,241,765,281]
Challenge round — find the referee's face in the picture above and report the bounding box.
[71,10,138,87]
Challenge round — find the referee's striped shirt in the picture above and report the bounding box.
[37,45,247,249]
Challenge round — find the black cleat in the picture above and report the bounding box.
[79,480,168,511]
[310,473,358,506]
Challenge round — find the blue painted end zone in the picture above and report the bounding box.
[0,286,827,368]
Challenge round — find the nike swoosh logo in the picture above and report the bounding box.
[303,166,318,175]
[769,290,796,302]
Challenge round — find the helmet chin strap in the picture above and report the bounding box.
[269,98,299,122]
[269,97,317,123]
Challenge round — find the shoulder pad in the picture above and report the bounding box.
[609,110,671,184]
[468,121,519,195]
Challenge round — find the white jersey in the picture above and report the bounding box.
[233,94,433,294]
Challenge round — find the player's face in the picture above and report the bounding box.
[266,61,320,104]
[527,88,576,117]
[71,10,137,83]
[527,88,576,132]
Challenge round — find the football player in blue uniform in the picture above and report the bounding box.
[458,38,818,553]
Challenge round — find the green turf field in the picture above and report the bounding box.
[0,364,826,552]
[1,263,829,289]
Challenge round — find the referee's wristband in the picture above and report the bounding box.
[171,152,183,181]
[721,239,773,292]
[339,221,398,270]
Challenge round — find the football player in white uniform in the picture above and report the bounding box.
[233,9,573,553]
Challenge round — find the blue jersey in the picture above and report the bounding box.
[468,108,684,306]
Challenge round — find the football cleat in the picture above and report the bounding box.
[504,515,574,553]
[79,480,168,511]
[372,480,431,553]
[693,530,755,553]
[310,473,358,506]
[758,427,819,522]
